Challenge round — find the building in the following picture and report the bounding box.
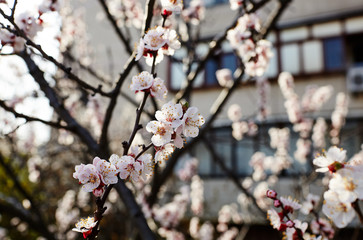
[76,0,363,237]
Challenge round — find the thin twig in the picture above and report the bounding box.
[0,99,73,130]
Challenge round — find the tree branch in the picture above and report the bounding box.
[0,195,55,240]
[141,0,156,36]
[201,136,267,217]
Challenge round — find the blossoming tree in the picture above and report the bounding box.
[1,0,362,239]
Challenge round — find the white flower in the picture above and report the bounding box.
[173,126,184,149]
[93,157,118,185]
[72,216,97,238]
[161,0,183,13]
[145,49,164,66]
[285,220,308,240]
[311,218,334,239]
[155,101,183,129]
[267,208,281,230]
[229,0,243,10]
[109,154,121,168]
[150,77,168,100]
[216,69,233,87]
[280,196,301,211]
[231,121,248,140]
[139,153,154,181]
[329,166,363,203]
[300,193,320,215]
[244,40,272,77]
[143,26,167,51]
[227,104,242,122]
[278,72,295,99]
[116,155,143,182]
[226,14,260,47]
[155,143,175,164]
[135,39,145,61]
[15,11,43,38]
[313,147,346,172]
[237,38,256,62]
[163,29,181,56]
[182,0,205,25]
[322,190,355,228]
[146,120,173,146]
[181,107,205,138]
[130,71,154,92]
[0,30,26,52]
[73,164,100,192]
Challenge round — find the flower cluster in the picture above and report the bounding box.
[227,14,272,76]
[153,186,190,230]
[135,26,181,66]
[267,189,336,239]
[330,93,349,145]
[266,190,309,240]
[227,104,258,141]
[278,72,334,163]
[73,157,118,197]
[146,101,204,163]
[182,0,205,25]
[130,71,168,100]
[314,147,363,228]
[73,151,154,196]
[107,0,144,29]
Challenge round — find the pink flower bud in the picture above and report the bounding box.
[266,189,277,199]
[93,187,104,197]
[286,220,295,228]
[274,199,281,208]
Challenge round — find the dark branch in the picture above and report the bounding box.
[141,0,156,36]
[18,51,100,154]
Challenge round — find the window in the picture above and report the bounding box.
[205,57,218,86]
[323,37,345,71]
[303,40,323,73]
[281,44,300,74]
